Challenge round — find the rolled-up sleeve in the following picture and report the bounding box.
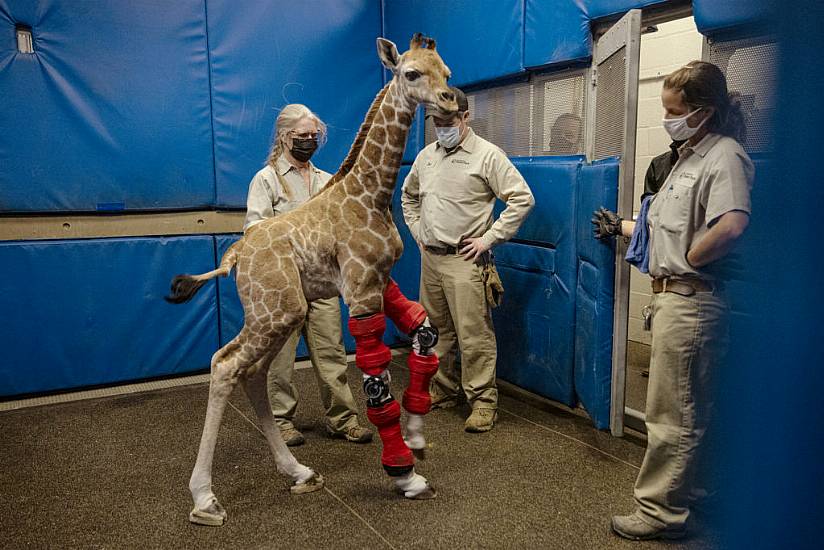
[481,150,535,247]
[243,172,277,231]
[703,149,754,226]
[401,161,422,242]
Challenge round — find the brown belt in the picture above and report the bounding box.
[651,277,714,296]
[425,245,459,255]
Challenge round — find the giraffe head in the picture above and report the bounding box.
[376,33,457,116]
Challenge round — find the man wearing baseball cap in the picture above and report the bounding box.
[402,86,534,432]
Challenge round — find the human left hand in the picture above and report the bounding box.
[460,237,491,262]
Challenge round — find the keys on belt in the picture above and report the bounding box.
[651,277,714,296]
[424,245,459,255]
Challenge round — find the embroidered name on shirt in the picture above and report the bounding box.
[679,172,697,181]
[451,159,470,165]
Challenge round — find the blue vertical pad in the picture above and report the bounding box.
[389,165,421,345]
[574,158,619,429]
[492,157,583,406]
[0,1,214,212]
[205,0,383,207]
[523,0,591,68]
[584,1,669,20]
[0,236,218,397]
[383,0,524,87]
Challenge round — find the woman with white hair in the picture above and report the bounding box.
[243,104,373,447]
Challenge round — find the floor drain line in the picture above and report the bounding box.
[498,407,641,471]
[226,401,398,550]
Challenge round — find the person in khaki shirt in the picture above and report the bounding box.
[402,87,535,433]
[244,104,372,447]
[594,62,753,541]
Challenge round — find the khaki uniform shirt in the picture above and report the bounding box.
[647,132,754,280]
[243,154,332,231]
[401,128,535,249]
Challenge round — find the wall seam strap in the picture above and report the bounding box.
[203,0,218,208]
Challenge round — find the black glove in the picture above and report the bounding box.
[591,207,623,240]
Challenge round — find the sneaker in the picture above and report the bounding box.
[430,389,458,410]
[328,425,373,443]
[464,408,497,433]
[611,512,686,541]
[279,426,305,447]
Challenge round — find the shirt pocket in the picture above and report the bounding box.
[657,180,695,233]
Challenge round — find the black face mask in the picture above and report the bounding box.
[290,138,318,162]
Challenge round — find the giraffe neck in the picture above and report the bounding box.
[345,79,416,211]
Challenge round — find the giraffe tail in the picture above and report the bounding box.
[164,240,242,304]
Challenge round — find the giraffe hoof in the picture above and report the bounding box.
[405,482,437,500]
[290,472,324,495]
[189,498,227,526]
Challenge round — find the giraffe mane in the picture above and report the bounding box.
[320,83,390,192]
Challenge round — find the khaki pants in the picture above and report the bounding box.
[267,296,360,433]
[634,289,729,528]
[420,249,498,409]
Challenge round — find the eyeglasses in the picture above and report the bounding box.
[290,130,319,140]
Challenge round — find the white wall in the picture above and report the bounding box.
[629,16,703,344]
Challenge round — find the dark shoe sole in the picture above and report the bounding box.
[326,429,373,444]
[611,521,686,541]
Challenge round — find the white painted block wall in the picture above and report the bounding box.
[629,17,703,344]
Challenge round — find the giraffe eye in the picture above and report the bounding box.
[405,70,421,81]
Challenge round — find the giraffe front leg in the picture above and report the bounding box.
[348,312,435,499]
[241,369,324,495]
[382,279,440,459]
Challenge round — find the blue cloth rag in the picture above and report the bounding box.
[625,195,652,273]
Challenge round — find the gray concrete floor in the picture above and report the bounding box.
[0,352,719,549]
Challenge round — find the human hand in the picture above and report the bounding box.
[460,237,491,262]
[591,207,623,240]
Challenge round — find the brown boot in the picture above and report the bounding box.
[327,424,373,443]
[464,408,497,433]
[279,426,305,447]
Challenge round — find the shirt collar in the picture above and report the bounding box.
[436,127,476,154]
[679,132,722,158]
[276,153,318,176]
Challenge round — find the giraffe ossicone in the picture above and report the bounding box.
[166,33,457,526]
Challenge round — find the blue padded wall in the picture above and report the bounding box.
[0,1,214,212]
[693,0,774,37]
[574,158,619,429]
[493,157,583,406]
[585,0,668,19]
[206,0,383,208]
[389,165,421,344]
[524,0,591,68]
[0,236,218,397]
[383,0,524,87]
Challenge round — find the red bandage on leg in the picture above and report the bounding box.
[367,399,414,474]
[383,279,427,335]
[403,352,439,415]
[348,313,392,376]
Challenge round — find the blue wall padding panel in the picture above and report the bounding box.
[403,107,426,165]
[383,0,524,87]
[0,236,218,397]
[574,158,619,429]
[584,0,668,19]
[524,0,591,68]
[693,0,775,36]
[492,157,583,406]
[0,1,215,212]
[206,0,383,207]
[494,242,576,405]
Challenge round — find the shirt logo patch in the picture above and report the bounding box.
[451,159,470,165]
[678,172,697,181]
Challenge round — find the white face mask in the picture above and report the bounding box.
[662,108,707,141]
[435,125,461,149]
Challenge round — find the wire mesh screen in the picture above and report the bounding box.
[706,36,777,153]
[423,72,587,157]
[593,47,627,160]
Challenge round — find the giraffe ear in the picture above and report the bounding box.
[376,38,400,73]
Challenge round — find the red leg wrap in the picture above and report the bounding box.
[403,352,440,415]
[366,400,414,473]
[348,313,392,376]
[383,279,427,335]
